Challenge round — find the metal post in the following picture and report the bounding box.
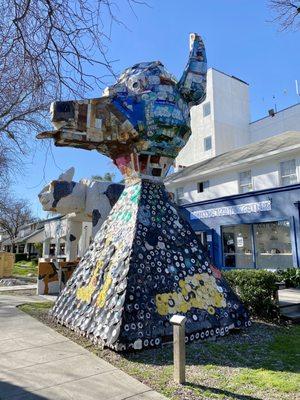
[170,315,186,384]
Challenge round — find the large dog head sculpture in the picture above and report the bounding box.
[37,34,207,180]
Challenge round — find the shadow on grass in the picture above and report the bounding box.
[184,382,262,400]
[121,322,299,375]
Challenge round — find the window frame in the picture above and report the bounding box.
[221,219,294,269]
[203,102,211,117]
[279,159,298,186]
[238,170,253,194]
[203,135,212,152]
[175,186,184,200]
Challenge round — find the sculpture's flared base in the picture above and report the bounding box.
[50,180,250,351]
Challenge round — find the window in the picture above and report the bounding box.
[203,102,211,117]
[222,221,293,269]
[239,170,252,193]
[195,231,209,252]
[280,159,297,186]
[174,187,185,205]
[204,136,212,151]
[197,180,209,193]
[175,187,184,200]
[222,224,253,268]
[253,221,292,269]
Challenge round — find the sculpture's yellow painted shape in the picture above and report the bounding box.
[155,272,226,316]
[76,259,104,303]
[96,274,113,308]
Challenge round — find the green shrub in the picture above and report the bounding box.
[223,269,279,320]
[14,253,28,262]
[276,268,300,288]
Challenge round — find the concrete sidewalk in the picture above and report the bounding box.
[0,284,37,292]
[0,295,166,400]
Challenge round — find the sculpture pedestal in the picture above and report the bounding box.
[51,179,250,351]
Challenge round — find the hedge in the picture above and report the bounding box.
[276,268,300,288]
[223,269,279,320]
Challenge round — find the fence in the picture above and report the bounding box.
[0,252,15,278]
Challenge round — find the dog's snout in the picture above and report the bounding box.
[38,184,50,199]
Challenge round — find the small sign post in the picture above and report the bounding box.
[170,315,186,384]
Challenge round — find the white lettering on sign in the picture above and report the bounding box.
[190,200,272,220]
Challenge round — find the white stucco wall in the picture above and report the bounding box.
[175,69,250,169]
[212,69,250,155]
[167,152,300,203]
[250,104,300,143]
[176,69,215,167]
[251,162,279,191]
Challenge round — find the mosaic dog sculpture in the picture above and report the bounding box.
[39,167,124,237]
[37,33,250,351]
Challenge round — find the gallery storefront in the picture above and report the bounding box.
[182,184,300,270]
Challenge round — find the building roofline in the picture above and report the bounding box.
[168,141,300,185]
[166,131,300,185]
[250,102,300,125]
[15,228,44,244]
[210,67,249,86]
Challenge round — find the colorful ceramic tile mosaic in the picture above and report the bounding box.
[38,33,250,351]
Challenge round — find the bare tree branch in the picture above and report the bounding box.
[0,196,35,246]
[268,0,300,30]
[0,0,144,157]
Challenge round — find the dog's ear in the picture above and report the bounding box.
[177,33,207,107]
[58,167,75,182]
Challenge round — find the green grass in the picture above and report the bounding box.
[20,302,53,313]
[233,368,299,393]
[19,302,300,400]
[12,260,38,277]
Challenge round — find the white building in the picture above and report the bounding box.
[166,69,300,271]
[0,215,93,262]
[42,216,92,261]
[176,68,300,168]
[167,131,300,205]
[166,131,300,270]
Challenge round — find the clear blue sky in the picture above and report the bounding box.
[13,0,300,217]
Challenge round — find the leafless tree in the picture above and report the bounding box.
[269,0,300,30]
[0,197,35,250]
[0,0,144,152]
[0,144,14,204]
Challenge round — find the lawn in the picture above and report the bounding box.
[12,260,38,277]
[19,302,300,400]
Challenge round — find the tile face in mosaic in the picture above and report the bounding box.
[38,33,250,351]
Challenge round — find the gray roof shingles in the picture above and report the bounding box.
[165,131,300,184]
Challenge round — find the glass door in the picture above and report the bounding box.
[222,224,254,268]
